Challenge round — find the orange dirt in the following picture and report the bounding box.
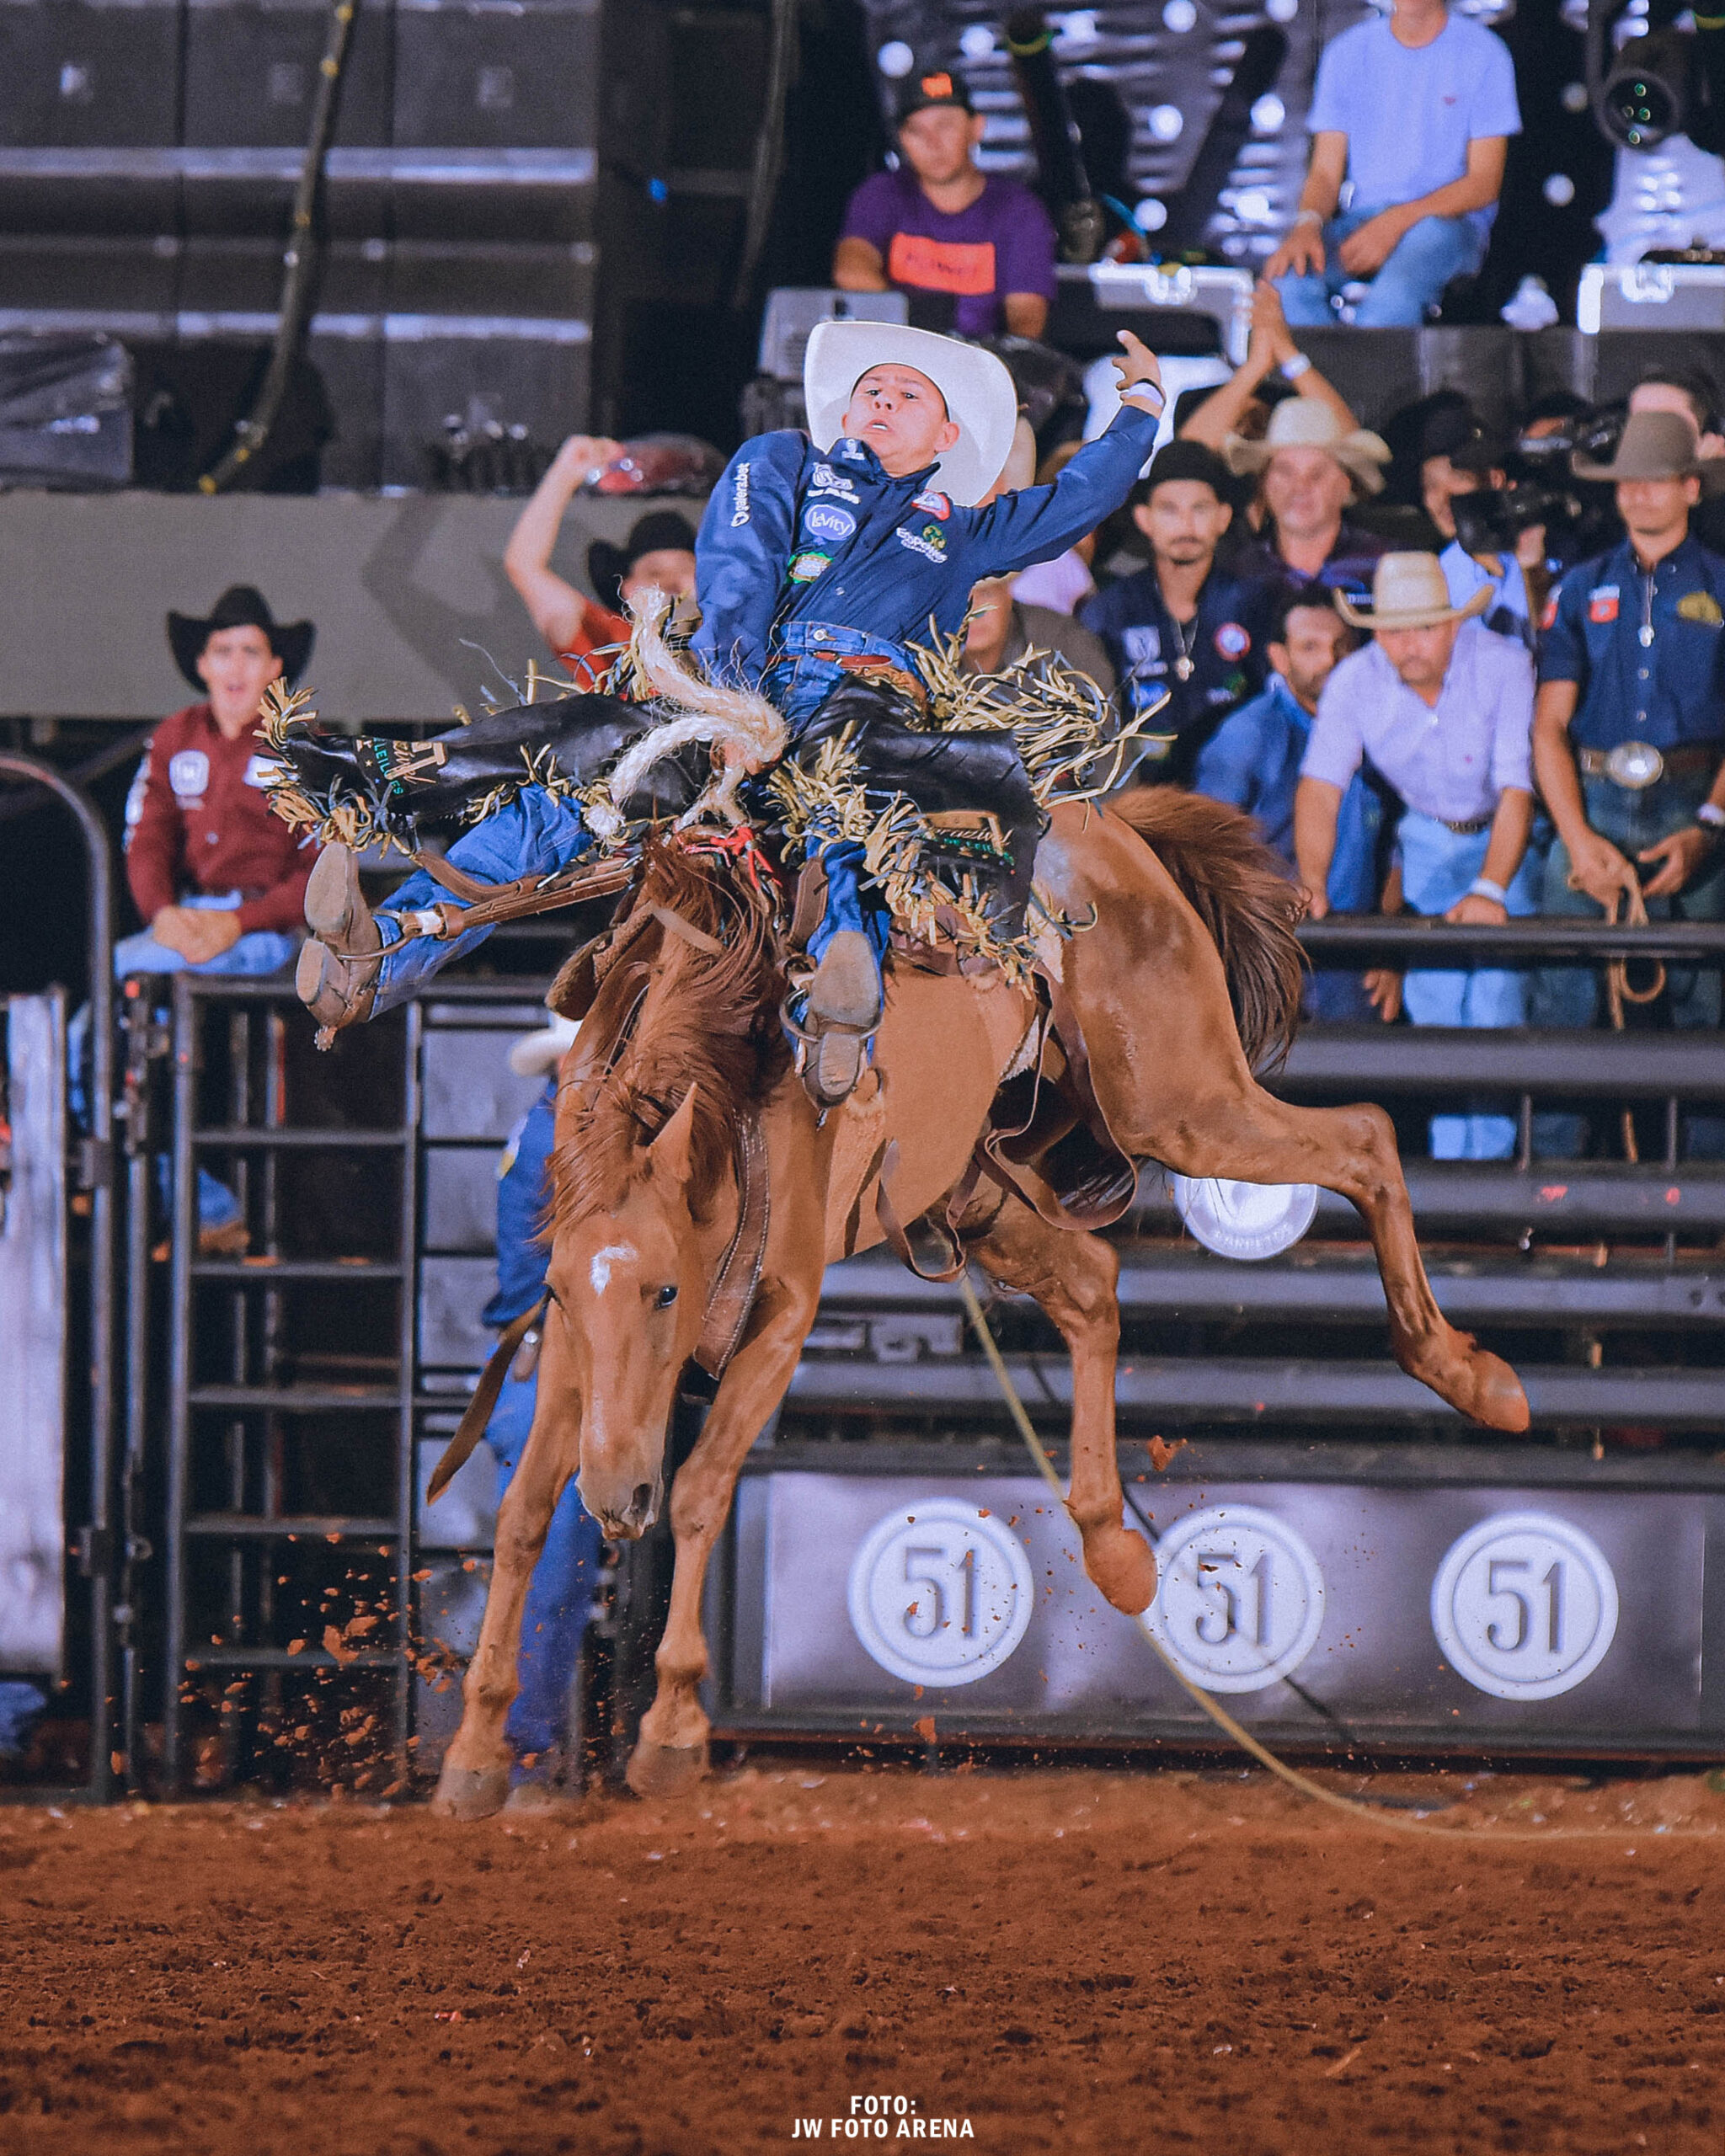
[3,1764,1724,2153]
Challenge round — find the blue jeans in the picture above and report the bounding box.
[484,1370,602,1769]
[1530,772,1725,1160]
[373,787,594,1010]
[69,901,298,1230]
[1277,209,1487,328]
[1399,809,1537,1161]
[761,622,918,734]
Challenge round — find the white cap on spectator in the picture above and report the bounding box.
[804,319,1019,506]
[509,1012,579,1079]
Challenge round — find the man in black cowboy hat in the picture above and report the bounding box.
[86,585,317,1248]
[130,584,315,970]
[504,433,697,682]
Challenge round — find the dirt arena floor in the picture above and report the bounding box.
[4,1763,1725,2155]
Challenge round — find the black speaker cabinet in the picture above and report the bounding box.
[0,0,181,147]
[393,0,598,151]
[183,0,394,148]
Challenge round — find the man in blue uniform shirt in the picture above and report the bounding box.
[1190,584,1388,1019]
[1530,412,1725,1156]
[295,322,1165,1100]
[1080,440,1268,784]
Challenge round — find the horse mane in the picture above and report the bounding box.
[1108,787,1308,1075]
[549,838,788,1230]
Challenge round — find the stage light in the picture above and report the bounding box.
[1162,0,1199,31]
[959,24,996,58]
[1562,79,1591,112]
[877,40,914,77]
[1251,91,1286,131]
[1134,196,1170,231]
[1544,171,1578,205]
[1149,103,1184,141]
[1265,0,1298,21]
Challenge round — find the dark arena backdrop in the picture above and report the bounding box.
[8,3,1725,2151]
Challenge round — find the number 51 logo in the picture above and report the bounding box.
[847,1499,1035,1688]
[1431,1512,1619,1701]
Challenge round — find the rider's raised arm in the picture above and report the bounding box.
[690,430,805,687]
[963,403,1162,580]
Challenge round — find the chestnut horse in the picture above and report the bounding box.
[430,791,1527,1817]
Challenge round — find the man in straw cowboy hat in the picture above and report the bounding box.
[1530,409,1725,1155]
[1225,397,1392,605]
[1296,550,1538,1159]
[291,318,1166,1103]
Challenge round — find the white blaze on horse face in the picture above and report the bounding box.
[589,1241,637,1296]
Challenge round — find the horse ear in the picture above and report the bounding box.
[647,1085,699,1184]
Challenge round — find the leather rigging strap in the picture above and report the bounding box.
[694,1113,772,1376]
[425,1294,548,1502]
[409,847,638,937]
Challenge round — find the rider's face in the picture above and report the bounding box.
[840,366,961,478]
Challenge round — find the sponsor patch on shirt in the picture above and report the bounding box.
[1540,592,1560,631]
[1588,584,1620,624]
[809,462,861,503]
[1121,625,1161,665]
[912,488,951,520]
[168,749,210,802]
[896,522,948,563]
[1214,620,1251,660]
[729,462,751,527]
[803,502,857,543]
[887,231,998,298]
[788,550,831,583]
[243,754,284,789]
[1678,589,1724,625]
[836,439,868,463]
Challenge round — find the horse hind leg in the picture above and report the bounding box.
[1146,1085,1527,1433]
[968,1191,1158,1614]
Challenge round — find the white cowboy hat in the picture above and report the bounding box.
[1223,397,1391,495]
[508,1011,579,1079]
[803,318,1019,507]
[1334,551,1492,632]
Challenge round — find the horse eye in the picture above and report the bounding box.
[655,1284,677,1309]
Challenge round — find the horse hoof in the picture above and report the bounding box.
[1471,1349,1530,1433]
[1084,1524,1158,1616]
[625,1742,707,1799]
[430,1762,510,1820]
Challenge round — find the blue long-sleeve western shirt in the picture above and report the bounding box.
[690,405,1162,702]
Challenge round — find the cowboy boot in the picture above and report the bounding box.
[296,842,382,1043]
[801,929,884,1106]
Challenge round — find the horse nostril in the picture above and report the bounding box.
[631,1483,654,1523]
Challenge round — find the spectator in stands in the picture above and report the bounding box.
[475,1013,601,1807]
[833,68,1057,339]
[505,435,697,683]
[1192,584,1386,1020]
[1629,367,1725,554]
[107,585,316,1247]
[1530,412,1725,1155]
[963,575,1115,693]
[1179,282,1362,465]
[1266,0,1518,328]
[1080,440,1267,783]
[1297,553,1538,1158]
[1224,398,1391,602]
[1417,403,1541,648]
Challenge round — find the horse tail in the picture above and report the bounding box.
[1107,787,1308,1074]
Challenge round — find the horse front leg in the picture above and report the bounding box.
[626,1275,822,1799]
[430,1376,576,1821]
[968,1192,1157,1614]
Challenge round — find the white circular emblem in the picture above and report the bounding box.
[168,748,210,799]
[1140,1504,1325,1693]
[1170,1173,1318,1260]
[1431,1511,1619,1701]
[847,1498,1034,1688]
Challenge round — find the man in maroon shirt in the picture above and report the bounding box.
[123,584,315,973]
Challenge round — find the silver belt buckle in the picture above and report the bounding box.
[1605,739,1664,788]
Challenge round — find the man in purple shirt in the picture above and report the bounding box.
[833,68,1058,339]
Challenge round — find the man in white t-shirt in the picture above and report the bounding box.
[1266,0,1520,328]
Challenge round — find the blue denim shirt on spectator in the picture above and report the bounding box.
[1538,535,1725,751]
[1081,565,1269,777]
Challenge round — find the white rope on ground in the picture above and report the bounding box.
[956,1272,1717,1844]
